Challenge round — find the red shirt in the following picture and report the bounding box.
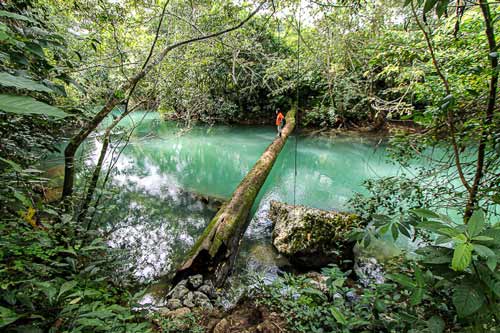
[276,112,284,126]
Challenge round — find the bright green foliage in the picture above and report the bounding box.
[252,261,459,332]
[404,209,499,328]
[0,94,68,117]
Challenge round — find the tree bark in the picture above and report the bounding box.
[61,1,266,200]
[464,1,498,221]
[173,108,296,287]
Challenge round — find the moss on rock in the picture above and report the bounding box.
[269,201,363,269]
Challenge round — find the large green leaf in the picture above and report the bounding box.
[0,72,52,93]
[0,306,21,328]
[427,315,445,333]
[0,10,37,23]
[452,283,485,317]
[467,210,485,237]
[388,273,416,288]
[473,244,495,258]
[451,243,472,271]
[330,307,347,325]
[411,208,440,219]
[0,94,68,118]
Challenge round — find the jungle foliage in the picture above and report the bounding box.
[1,0,500,332]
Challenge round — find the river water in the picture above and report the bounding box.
[42,112,412,285]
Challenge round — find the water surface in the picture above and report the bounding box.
[42,112,409,282]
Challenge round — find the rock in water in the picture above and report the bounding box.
[269,200,363,269]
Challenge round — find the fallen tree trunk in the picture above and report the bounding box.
[173,108,296,287]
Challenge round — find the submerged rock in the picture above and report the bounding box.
[269,201,363,269]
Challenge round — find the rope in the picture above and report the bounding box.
[293,1,301,207]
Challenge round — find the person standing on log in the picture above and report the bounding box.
[276,108,285,137]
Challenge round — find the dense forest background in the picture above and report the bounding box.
[1,0,499,332]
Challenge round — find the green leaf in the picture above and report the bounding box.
[391,223,399,240]
[0,306,21,328]
[417,246,453,264]
[0,72,53,93]
[34,281,58,303]
[58,280,78,299]
[24,42,45,59]
[472,236,494,241]
[0,10,37,23]
[486,256,497,271]
[473,244,495,258]
[330,307,347,325]
[452,243,473,271]
[437,227,460,238]
[427,315,445,333]
[0,157,22,172]
[467,210,485,237]
[435,0,449,18]
[452,234,467,244]
[414,264,424,287]
[452,283,485,317]
[410,287,424,305]
[412,208,440,219]
[424,0,439,14]
[388,273,416,289]
[13,191,30,207]
[0,94,68,118]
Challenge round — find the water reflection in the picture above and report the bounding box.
[43,113,406,282]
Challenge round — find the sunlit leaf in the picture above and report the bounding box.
[451,243,472,271]
[467,210,485,237]
[0,72,52,93]
[0,94,68,118]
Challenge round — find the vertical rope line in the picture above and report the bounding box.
[293,1,301,207]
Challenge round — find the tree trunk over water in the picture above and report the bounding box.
[173,108,296,287]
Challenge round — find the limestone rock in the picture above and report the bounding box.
[168,307,191,318]
[269,200,362,269]
[188,274,203,289]
[213,318,230,333]
[354,257,385,287]
[193,291,213,310]
[168,283,189,300]
[166,298,183,310]
[183,291,195,308]
[198,283,216,299]
[305,272,328,294]
[157,307,171,316]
